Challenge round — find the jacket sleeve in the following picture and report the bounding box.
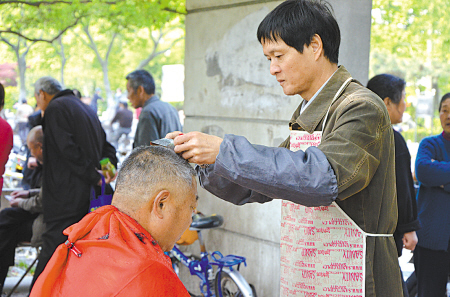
[18,190,42,214]
[197,134,338,207]
[415,137,450,188]
[318,96,388,200]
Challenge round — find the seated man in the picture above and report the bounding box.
[30,146,198,297]
[0,126,44,294]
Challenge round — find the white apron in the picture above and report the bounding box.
[280,78,392,297]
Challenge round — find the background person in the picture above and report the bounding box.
[31,76,117,289]
[0,83,13,196]
[90,87,103,114]
[0,126,45,294]
[30,146,197,297]
[168,0,402,295]
[21,108,43,190]
[110,101,133,148]
[414,92,450,297]
[15,98,34,145]
[125,69,182,148]
[367,74,420,297]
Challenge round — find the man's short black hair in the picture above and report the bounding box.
[366,74,406,104]
[257,0,340,64]
[126,70,156,96]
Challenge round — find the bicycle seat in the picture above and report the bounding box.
[190,214,223,230]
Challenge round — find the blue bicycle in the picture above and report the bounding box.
[169,213,257,297]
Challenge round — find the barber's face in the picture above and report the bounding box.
[262,39,317,100]
[163,179,198,251]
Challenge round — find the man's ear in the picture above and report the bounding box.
[383,97,392,106]
[310,34,323,61]
[137,85,146,97]
[152,190,170,219]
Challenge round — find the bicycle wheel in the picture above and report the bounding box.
[215,270,257,297]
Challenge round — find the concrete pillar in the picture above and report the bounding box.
[183,1,372,296]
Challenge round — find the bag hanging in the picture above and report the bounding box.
[89,175,113,212]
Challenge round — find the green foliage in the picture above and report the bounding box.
[3,86,19,111]
[169,101,184,111]
[371,0,450,143]
[0,0,186,107]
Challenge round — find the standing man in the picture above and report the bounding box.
[90,87,103,114]
[110,101,133,148]
[125,70,182,148]
[168,0,402,296]
[32,77,117,288]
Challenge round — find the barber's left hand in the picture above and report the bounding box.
[172,132,223,165]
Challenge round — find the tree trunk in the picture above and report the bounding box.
[17,50,27,101]
[58,37,66,88]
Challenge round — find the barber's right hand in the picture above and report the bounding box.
[11,190,30,199]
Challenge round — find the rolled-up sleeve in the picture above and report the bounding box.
[197,134,338,207]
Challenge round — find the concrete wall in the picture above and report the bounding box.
[184,1,372,296]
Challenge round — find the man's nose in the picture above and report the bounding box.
[270,62,280,76]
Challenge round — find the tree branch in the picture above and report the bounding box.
[105,32,118,61]
[0,0,117,7]
[0,15,81,43]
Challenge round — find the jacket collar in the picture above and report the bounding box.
[289,66,352,133]
[143,95,159,108]
[51,89,75,101]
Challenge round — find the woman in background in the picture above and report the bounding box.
[414,92,450,297]
[0,83,14,196]
[367,74,420,297]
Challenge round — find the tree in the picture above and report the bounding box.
[0,0,186,106]
[0,34,35,100]
[0,0,186,43]
[370,0,450,139]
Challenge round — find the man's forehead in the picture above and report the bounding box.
[262,39,289,53]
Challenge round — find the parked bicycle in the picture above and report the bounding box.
[168,212,257,297]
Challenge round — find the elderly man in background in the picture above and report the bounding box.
[30,146,197,297]
[31,77,117,289]
[0,126,44,294]
[125,70,182,148]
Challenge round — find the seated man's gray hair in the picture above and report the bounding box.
[115,146,196,196]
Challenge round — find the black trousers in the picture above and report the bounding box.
[414,244,450,297]
[0,207,37,290]
[30,213,86,291]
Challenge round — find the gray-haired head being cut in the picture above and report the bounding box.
[34,76,63,95]
[115,146,196,200]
